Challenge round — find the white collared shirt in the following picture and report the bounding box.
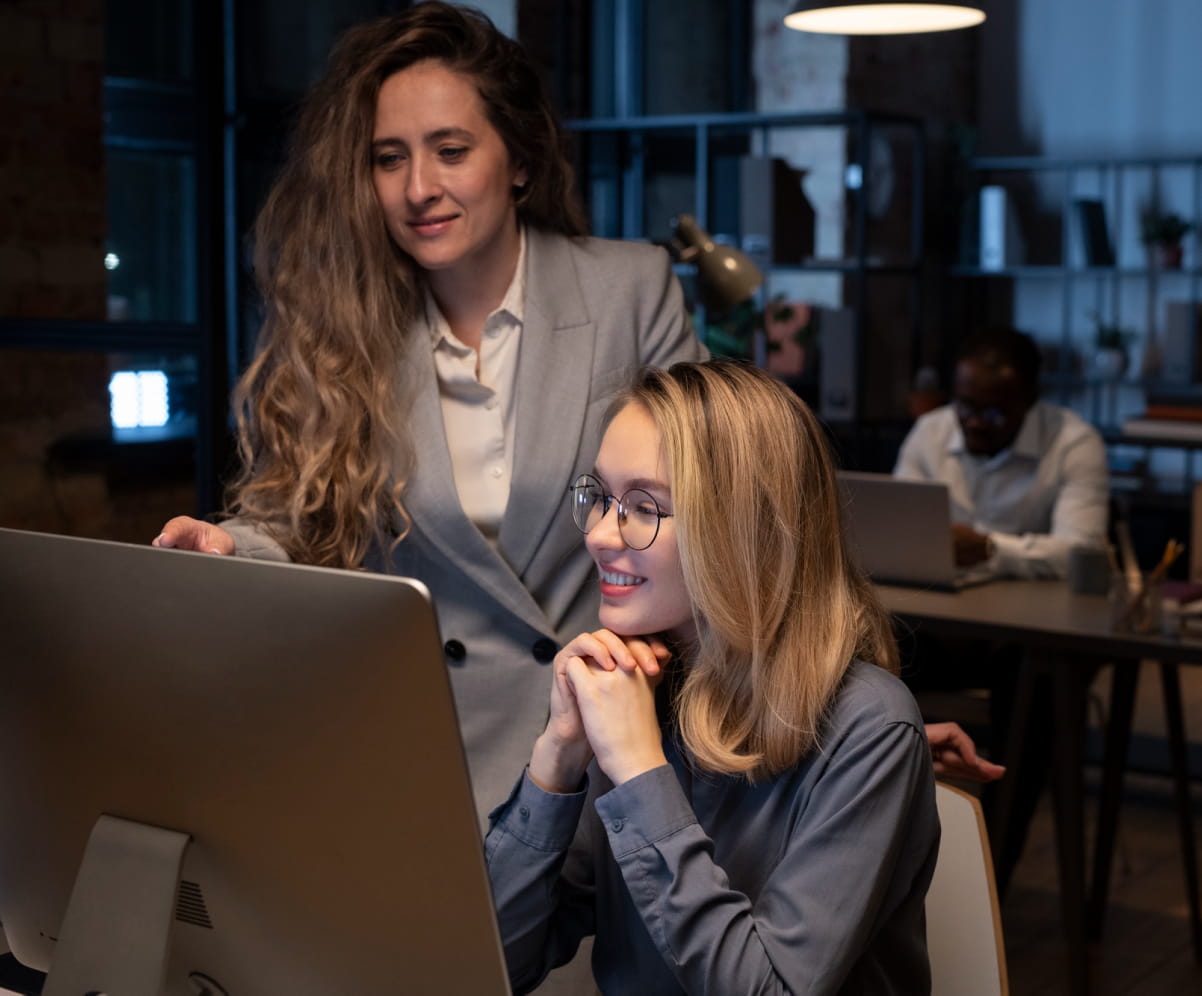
[427,230,526,541]
[894,400,1110,579]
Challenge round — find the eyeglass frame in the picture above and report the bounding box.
[566,473,673,551]
[951,397,1009,429]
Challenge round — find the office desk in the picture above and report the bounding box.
[877,581,1202,996]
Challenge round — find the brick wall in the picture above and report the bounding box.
[0,0,106,320]
[0,1,194,541]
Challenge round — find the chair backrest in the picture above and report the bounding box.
[926,782,1009,996]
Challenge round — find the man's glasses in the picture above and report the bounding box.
[952,399,1008,428]
[567,473,672,551]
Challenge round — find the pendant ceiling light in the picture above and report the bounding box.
[784,2,986,35]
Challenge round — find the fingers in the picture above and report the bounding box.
[560,654,665,786]
[152,517,235,556]
[926,721,1006,782]
[935,721,980,763]
[555,629,641,675]
[932,752,1007,783]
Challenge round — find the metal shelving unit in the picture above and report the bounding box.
[956,154,1202,430]
[565,108,927,432]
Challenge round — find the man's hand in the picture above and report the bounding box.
[951,523,991,568]
[926,721,1006,783]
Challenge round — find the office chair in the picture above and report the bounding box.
[927,782,1009,996]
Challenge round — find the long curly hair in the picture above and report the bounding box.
[228,2,588,567]
[616,360,898,780]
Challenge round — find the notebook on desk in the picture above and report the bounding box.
[837,471,996,591]
[0,526,512,996]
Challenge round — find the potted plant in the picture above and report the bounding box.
[1090,311,1134,379]
[1140,210,1192,269]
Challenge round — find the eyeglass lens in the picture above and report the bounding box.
[953,399,1006,428]
[569,474,663,550]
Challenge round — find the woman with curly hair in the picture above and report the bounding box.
[486,360,940,994]
[154,1,705,819]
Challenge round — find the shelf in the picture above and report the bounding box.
[569,109,926,424]
[674,258,920,278]
[1043,377,1202,394]
[953,265,1202,280]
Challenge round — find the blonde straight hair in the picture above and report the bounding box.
[618,361,897,780]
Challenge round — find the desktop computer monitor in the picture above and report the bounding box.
[0,527,512,995]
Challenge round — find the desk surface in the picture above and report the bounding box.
[876,580,1202,664]
[878,578,1202,995]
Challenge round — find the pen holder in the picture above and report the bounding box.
[1111,575,1163,634]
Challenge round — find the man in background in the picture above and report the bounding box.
[893,326,1111,894]
[895,326,1110,579]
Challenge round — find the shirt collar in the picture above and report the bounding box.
[425,226,527,350]
[945,400,1045,465]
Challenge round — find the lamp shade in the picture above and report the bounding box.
[784,2,985,35]
[670,215,763,315]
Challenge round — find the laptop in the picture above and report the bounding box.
[0,526,513,995]
[837,471,996,591]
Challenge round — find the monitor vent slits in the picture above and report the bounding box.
[175,880,214,929]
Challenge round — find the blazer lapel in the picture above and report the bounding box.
[498,230,595,577]
[402,340,548,629]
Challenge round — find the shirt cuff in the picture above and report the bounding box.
[594,764,697,859]
[987,530,1025,576]
[489,768,589,851]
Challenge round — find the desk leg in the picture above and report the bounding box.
[1051,654,1091,996]
[1160,660,1202,963]
[990,654,1037,877]
[1087,660,1139,939]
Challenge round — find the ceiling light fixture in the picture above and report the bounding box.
[784,2,986,36]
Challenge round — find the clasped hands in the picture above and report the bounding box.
[528,629,671,795]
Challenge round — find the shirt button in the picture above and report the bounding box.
[519,806,530,819]
[610,819,625,833]
[531,638,557,663]
[485,397,498,410]
[444,639,466,662]
[490,465,503,478]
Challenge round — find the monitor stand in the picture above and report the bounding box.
[42,814,190,996]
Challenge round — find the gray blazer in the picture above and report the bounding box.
[229,229,706,821]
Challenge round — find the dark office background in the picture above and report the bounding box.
[3,0,1200,553]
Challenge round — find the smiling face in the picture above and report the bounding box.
[586,403,695,643]
[371,59,526,289]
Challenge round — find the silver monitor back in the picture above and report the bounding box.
[0,527,511,995]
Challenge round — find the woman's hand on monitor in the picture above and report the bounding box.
[152,517,235,556]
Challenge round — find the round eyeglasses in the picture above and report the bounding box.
[567,473,673,551]
[952,398,1008,429]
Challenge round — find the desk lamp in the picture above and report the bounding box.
[669,214,763,315]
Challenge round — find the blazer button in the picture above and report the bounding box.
[531,638,557,663]
[444,639,466,662]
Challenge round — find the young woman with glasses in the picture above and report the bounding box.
[486,360,941,994]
